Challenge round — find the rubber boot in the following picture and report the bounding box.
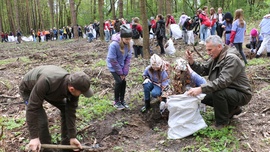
[141,100,150,113]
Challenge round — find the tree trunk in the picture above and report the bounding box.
[69,0,78,38]
[49,0,55,28]
[118,0,123,18]
[165,0,172,15]
[36,0,44,30]
[140,0,150,59]
[158,0,163,14]
[75,0,82,19]
[14,0,20,30]
[6,0,16,35]
[26,0,32,33]
[111,0,116,19]
[93,0,97,19]
[98,0,104,41]
[0,1,3,32]
[194,0,198,10]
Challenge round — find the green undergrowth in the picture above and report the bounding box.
[247,58,269,66]
[0,56,31,65]
[76,95,115,122]
[181,110,239,151]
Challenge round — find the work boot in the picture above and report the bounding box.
[255,54,261,58]
[229,106,242,119]
[141,100,151,113]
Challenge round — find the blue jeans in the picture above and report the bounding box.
[143,82,162,100]
[200,24,207,42]
[105,30,110,42]
[211,24,217,35]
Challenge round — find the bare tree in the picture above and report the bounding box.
[111,0,116,19]
[36,0,44,30]
[69,0,78,38]
[98,0,104,41]
[118,0,123,18]
[165,0,172,15]
[26,0,32,33]
[140,0,150,58]
[5,0,16,34]
[49,0,55,28]
[158,0,163,14]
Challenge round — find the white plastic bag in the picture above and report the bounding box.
[170,24,182,39]
[164,38,176,55]
[187,30,194,45]
[167,93,207,139]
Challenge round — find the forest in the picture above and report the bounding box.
[0,0,270,152]
[0,0,269,38]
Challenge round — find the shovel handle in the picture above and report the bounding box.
[41,144,107,151]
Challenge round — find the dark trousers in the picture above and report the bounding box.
[95,30,100,39]
[157,37,165,54]
[111,72,126,102]
[202,88,250,125]
[246,41,262,53]
[133,45,143,58]
[38,36,41,42]
[216,24,224,38]
[38,100,73,152]
[234,43,247,64]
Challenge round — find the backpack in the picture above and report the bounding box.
[132,24,140,39]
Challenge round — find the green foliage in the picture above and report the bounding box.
[76,95,115,121]
[93,60,107,68]
[112,146,124,152]
[247,58,268,66]
[112,120,129,128]
[3,117,25,130]
[187,111,239,151]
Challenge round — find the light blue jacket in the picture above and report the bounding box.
[259,17,270,35]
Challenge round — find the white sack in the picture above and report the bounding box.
[170,24,182,39]
[8,36,16,42]
[167,93,207,139]
[164,38,176,55]
[21,36,33,42]
[187,31,194,45]
[41,36,45,42]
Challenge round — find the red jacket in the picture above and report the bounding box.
[166,16,176,27]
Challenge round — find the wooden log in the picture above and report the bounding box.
[41,144,107,151]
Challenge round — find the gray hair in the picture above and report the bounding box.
[205,35,224,48]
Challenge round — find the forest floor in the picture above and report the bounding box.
[0,35,269,152]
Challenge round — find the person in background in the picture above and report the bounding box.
[210,7,217,35]
[19,65,94,152]
[106,25,133,110]
[255,13,270,58]
[216,7,224,38]
[17,29,22,44]
[165,14,176,39]
[178,12,188,28]
[141,54,170,113]
[93,20,100,39]
[155,14,166,55]
[193,9,201,36]
[222,12,233,45]
[230,9,247,64]
[199,6,210,44]
[150,17,156,34]
[114,18,122,33]
[182,17,195,45]
[53,27,58,40]
[132,17,143,58]
[246,28,263,54]
[186,35,252,129]
[104,20,111,42]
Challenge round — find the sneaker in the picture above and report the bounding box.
[114,101,125,110]
[229,106,242,119]
[159,101,166,114]
[121,101,129,108]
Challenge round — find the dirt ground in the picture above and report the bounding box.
[0,36,269,152]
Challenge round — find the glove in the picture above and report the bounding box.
[143,78,151,84]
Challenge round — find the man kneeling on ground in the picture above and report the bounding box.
[185,35,252,129]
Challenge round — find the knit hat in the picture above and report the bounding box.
[175,58,188,72]
[250,28,258,37]
[150,54,163,68]
[69,72,93,98]
[120,25,133,38]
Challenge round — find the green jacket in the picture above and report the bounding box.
[19,65,78,139]
[191,46,252,102]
